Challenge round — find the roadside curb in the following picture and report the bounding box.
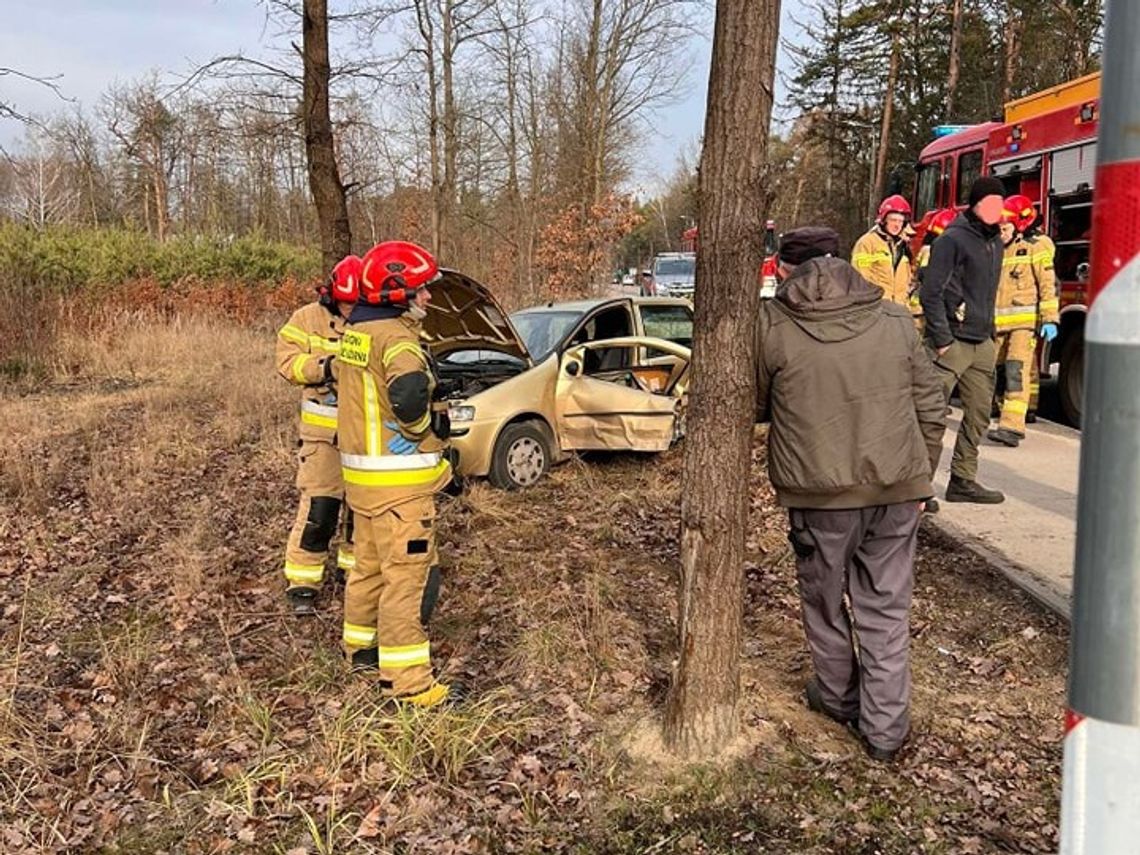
[923,515,1072,621]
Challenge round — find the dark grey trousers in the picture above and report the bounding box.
[788,503,920,750]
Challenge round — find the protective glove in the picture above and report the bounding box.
[431,408,451,440]
[321,357,337,388]
[384,421,417,455]
[1039,322,1058,342]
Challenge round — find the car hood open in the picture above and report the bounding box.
[422,269,532,363]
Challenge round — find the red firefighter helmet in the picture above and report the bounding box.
[328,254,363,303]
[359,241,441,306]
[877,194,912,223]
[929,208,957,237]
[1002,194,1037,232]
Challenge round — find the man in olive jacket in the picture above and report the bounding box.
[755,227,946,761]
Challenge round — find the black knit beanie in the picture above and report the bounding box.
[968,176,1005,207]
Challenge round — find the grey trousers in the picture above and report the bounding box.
[789,503,920,750]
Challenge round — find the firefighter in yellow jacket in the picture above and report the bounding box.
[910,208,957,335]
[988,195,1058,447]
[276,255,362,614]
[852,195,915,315]
[335,240,455,707]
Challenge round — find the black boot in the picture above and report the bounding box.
[987,427,1022,447]
[804,678,859,729]
[350,647,379,673]
[1026,410,1038,424]
[923,498,940,514]
[863,732,907,763]
[286,587,317,616]
[946,475,1005,504]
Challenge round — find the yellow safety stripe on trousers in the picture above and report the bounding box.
[284,560,325,584]
[337,549,355,570]
[378,641,431,669]
[1004,399,1029,415]
[362,373,382,456]
[279,324,310,346]
[291,353,313,383]
[382,342,427,369]
[342,459,451,488]
[343,622,378,648]
[853,252,891,268]
[301,400,338,430]
[995,314,1039,329]
[1039,299,1060,313]
[309,335,341,354]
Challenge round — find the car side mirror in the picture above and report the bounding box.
[566,361,581,377]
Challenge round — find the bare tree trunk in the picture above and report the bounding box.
[946,0,964,118]
[441,0,458,259]
[873,36,899,206]
[1001,8,1024,104]
[663,0,781,760]
[301,0,351,269]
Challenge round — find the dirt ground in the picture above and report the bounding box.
[0,315,1068,853]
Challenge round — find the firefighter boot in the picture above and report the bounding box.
[923,498,940,514]
[287,587,318,616]
[394,680,466,709]
[946,475,1005,504]
[987,427,1023,447]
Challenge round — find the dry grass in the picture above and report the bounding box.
[0,309,1070,853]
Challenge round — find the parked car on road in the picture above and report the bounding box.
[422,279,693,489]
[649,252,696,298]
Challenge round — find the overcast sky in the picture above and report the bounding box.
[0,0,800,193]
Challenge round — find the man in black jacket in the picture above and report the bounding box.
[920,176,1006,504]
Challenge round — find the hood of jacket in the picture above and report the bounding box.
[772,257,885,343]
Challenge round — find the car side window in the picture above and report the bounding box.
[641,305,693,348]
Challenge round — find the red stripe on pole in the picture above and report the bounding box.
[1089,160,1140,305]
[1064,708,1086,735]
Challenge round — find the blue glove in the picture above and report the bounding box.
[384,421,417,455]
[1039,322,1058,342]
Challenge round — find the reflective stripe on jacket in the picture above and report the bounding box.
[335,314,451,515]
[851,228,913,308]
[995,235,1058,332]
[276,301,346,442]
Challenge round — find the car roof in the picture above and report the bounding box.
[513,296,691,314]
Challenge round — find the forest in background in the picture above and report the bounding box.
[0,0,1105,304]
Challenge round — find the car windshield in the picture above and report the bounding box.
[510,310,582,359]
[654,258,695,278]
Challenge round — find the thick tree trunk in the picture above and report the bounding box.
[663,0,781,760]
[301,0,351,270]
[946,0,964,118]
[873,36,899,207]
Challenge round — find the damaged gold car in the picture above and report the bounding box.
[422,272,693,489]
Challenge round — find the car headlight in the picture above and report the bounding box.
[448,405,476,423]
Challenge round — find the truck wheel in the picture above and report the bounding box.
[1059,325,1084,428]
[489,421,551,490]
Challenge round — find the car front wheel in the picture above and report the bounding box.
[489,421,552,490]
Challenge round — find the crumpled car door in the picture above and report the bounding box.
[554,337,690,452]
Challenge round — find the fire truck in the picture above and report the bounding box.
[680,221,780,298]
[911,72,1101,425]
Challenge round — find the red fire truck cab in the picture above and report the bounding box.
[912,72,1101,425]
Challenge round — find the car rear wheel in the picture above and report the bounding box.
[489,421,551,490]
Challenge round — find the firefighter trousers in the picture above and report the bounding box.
[284,440,355,589]
[994,330,1035,435]
[929,338,997,482]
[342,495,441,697]
[789,503,919,751]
